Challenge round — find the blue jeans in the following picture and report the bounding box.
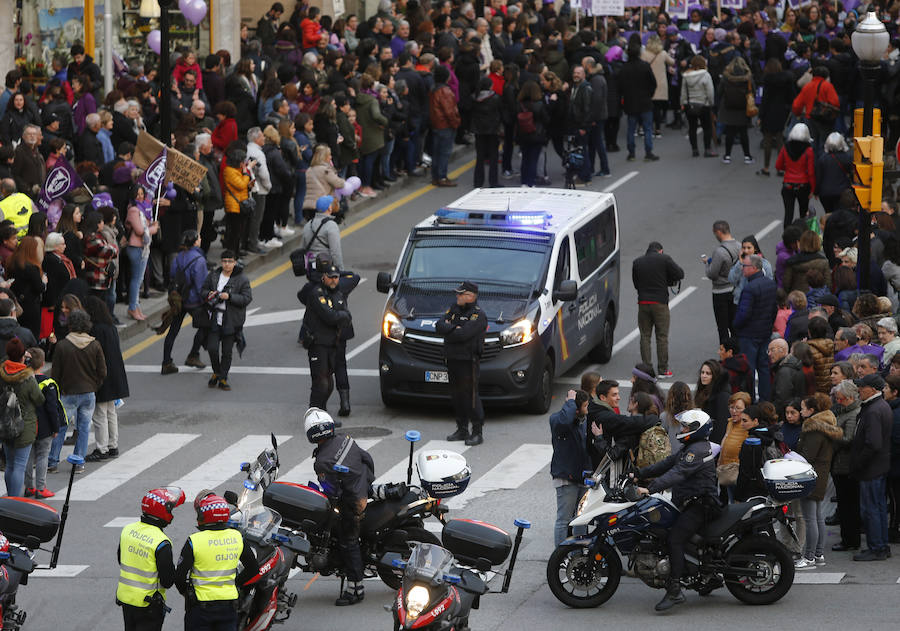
[293,170,307,224]
[360,151,378,187]
[381,137,396,178]
[626,111,654,156]
[860,476,889,552]
[738,336,771,401]
[520,142,542,187]
[801,497,826,559]
[125,246,148,311]
[63,393,95,459]
[554,483,587,547]
[589,123,610,175]
[431,128,454,182]
[4,442,32,497]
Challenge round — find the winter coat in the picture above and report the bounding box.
[549,399,592,483]
[631,249,684,304]
[0,106,39,146]
[758,70,793,133]
[772,354,806,418]
[640,48,674,102]
[775,241,795,288]
[51,331,106,395]
[82,231,117,291]
[569,80,593,129]
[302,165,345,211]
[586,401,657,468]
[606,60,624,118]
[170,247,208,309]
[850,393,893,480]
[796,409,841,500]
[831,399,860,476]
[733,271,778,340]
[815,150,852,198]
[776,141,816,189]
[705,239,740,293]
[223,166,250,215]
[516,98,549,145]
[702,371,733,444]
[718,62,753,127]
[429,84,460,130]
[301,215,342,270]
[262,142,292,196]
[618,58,656,116]
[199,267,252,334]
[728,256,773,305]
[791,76,839,118]
[246,142,271,195]
[91,320,128,403]
[722,354,753,394]
[471,90,502,136]
[0,362,43,448]
[211,117,238,153]
[680,69,715,107]
[355,92,387,156]
[783,251,830,294]
[587,74,608,121]
[807,338,835,394]
[34,374,63,440]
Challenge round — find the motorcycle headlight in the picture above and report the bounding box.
[382,312,405,343]
[499,319,534,347]
[576,490,590,517]
[406,585,430,618]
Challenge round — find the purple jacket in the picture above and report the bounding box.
[73,92,97,137]
[835,343,884,363]
[775,241,795,288]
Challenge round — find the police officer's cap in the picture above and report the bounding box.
[455,280,478,294]
[324,264,340,278]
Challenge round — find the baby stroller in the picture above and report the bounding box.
[561,135,586,190]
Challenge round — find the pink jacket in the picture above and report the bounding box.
[126,205,158,249]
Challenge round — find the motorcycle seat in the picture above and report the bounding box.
[361,491,420,534]
[701,498,766,540]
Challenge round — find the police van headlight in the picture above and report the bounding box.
[382,312,405,343]
[500,319,534,347]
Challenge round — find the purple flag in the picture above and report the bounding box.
[138,146,168,193]
[37,156,83,214]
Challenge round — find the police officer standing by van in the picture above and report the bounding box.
[436,281,488,446]
[300,262,352,413]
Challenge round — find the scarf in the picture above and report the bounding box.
[55,252,76,279]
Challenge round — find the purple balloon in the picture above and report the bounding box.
[147,30,161,55]
[183,0,207,25]
[177,0,189,11]
[345,176,361,192]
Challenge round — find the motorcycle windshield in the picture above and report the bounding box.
[236,507,282,542]
[405,543,455,583]
[237,448,280,512]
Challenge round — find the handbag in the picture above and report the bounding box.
[810,81,840,124]
[227,187,256,216]
[716,462,740,487]
[745,81,758,118]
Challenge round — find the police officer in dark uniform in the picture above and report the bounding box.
[300,263,352,411]
[298,254,361,417]
[635,409,719,612]
[305,407,375,606]
[436,280,489,446]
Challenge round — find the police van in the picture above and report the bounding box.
[376,188,620,414]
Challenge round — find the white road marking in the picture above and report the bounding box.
[604,171,640,192]
[50,433,200,501]
[279,438,384,485]
[169,435,292,501]
[32,565,90,578]
[104,517,139,528]
[603,285,697,360]
[793,572,844,584]
[755,219,782,241]
[243,309,304,328]
[444,444,553,510]
[346,333,380,360]
[124,365,380,377]
[374,440,472,487]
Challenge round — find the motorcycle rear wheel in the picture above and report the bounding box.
[546,542,621,608]
[724,536,795,605]
[377,527,441,589]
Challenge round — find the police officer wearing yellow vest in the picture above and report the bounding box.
[0,179,33,237]
[117,486,185,631]
[175,490,258,631]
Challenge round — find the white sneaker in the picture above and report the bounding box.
[262,238,283,248]
[794,557,816,570]
[815,555,826,566]
[273,226,282,237]
[279,226,296,236]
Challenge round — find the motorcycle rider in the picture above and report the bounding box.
[174,491,259,630]
[117,487,185,631]
[635,409,719,612]
[305,407,375,606]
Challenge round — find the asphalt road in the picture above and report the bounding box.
[13,131,900,630]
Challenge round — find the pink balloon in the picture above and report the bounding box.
[147,29,161,55]
[183,0,207,25]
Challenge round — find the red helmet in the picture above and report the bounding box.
[141,487,186,524]
[194,491,231,525]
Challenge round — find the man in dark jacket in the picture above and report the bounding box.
[632,241,684,377]
[201,55,225,109]
[732,255,777,401]
[587,380,657,468]
[66,45,102,92]
[256,2,284,53]
[0,298,36,355]
[396,53,427,175]
[850,373,893,561]
[768,338,806,419]
[301,263,351,410]
[550,389,593,546]
[568,65,593,183]
[618,41,658,162]
[583,58,610,178]
[76,114,105,165]
[436,280,488,446]
[471,77,502,188]
[429,65,460,186]
[199,251,252,391]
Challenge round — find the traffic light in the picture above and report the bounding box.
[853,108,882,136]
[853,135,884,213]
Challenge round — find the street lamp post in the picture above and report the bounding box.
[851,11,889,291]
[139,0,175,146]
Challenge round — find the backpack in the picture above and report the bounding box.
[0,383,24,441]
[290,217,334,277]
[516,105,536,135]
[169,253,203,298]
[635,423,672,469]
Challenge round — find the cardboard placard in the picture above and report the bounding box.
[134,131,208,191]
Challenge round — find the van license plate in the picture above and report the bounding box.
[425,371,449,383]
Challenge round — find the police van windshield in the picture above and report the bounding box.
[404,242,546,287]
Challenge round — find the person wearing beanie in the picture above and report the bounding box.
[0,337,44,496]
[23,347,63,498]
[300,195,343,269]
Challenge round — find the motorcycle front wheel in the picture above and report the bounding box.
[546,542,621,608]
[724,536,795,605]
[377,526,441,589]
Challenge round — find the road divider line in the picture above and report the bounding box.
[793,572,844,584]
[444,444,553,510]
[33,565,89,578]
[755,219,781,241]
[346,334,380,360]
[374,440,472,486]
[104,517,139,528]
[604,171,639,192]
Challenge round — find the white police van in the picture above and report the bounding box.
[376,187,620,414]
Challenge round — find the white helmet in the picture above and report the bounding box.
[304,407,335,443]
[674,409,712,443]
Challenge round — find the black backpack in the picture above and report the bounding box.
[170,253,203,298]
[0,383,24,441]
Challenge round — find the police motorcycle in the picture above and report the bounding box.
[220,435,311,631]
[263,427,472,590]
[546,417,813,609]
[0,454,84,629]
[390,517,531,631]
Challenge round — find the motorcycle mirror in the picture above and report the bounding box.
[405,430,421,443]
[240,462,251,472]
[223,490,239,505]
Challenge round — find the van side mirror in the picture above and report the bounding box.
[553,280,578,302]
[376,272,392,294]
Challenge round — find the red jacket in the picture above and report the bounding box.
[173,59,203,90]
[429,85,461,130]
[791,76,839,118]
[775,142,816,191]
[301,18,322,50]
[211,117,238,152]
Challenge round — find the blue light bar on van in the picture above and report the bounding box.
[435,208,550,228]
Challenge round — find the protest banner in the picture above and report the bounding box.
[134,131,208,190]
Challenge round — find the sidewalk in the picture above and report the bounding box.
[115,144,476,344]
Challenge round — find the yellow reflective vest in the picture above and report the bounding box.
[117,521,171,607]
[188,528,243,601]
[0,193,33,237]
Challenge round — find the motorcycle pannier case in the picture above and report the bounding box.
[442,519,511,566]
[0,497,60,543]
[762,458,817,502]
[263,481,332,527]
[416,450,471,498]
